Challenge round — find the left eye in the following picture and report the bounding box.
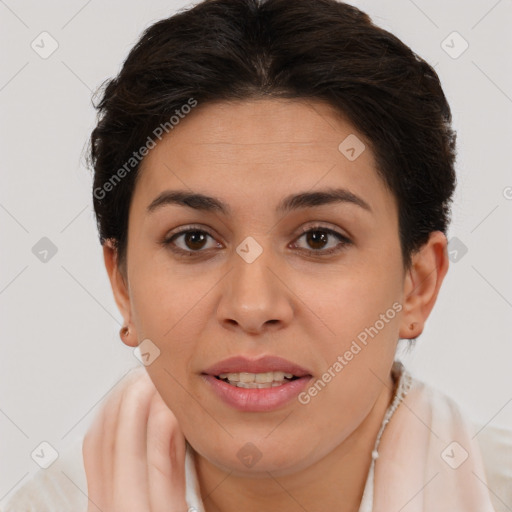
[292,227,351,255]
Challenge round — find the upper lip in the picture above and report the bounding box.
[202,355,312,377]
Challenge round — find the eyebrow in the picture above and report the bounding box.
[146,187,372,216]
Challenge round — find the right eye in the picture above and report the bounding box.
[163,226,223,256]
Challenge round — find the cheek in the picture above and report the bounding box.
[128,270,202,389]
[129,260,201,334]
[315,257,402,338]
[301,258,401,415]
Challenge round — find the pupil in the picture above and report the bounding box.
[307,230,327,250]
[186,231,206,250]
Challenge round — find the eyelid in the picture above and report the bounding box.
[165,223,218,239]
[295,221,351,239]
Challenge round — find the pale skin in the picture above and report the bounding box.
[83,98,449,512]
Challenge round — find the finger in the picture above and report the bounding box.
[112,369,156,511]
[83,370,137,512]
[83,367,149,512]
[100,375,127,511]
[83,392,113,512]
[83,420,105,512]
[147,390,188,512]
[103,369,148,490]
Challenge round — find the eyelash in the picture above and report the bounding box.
[162,224,352,258]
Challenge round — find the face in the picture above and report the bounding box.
[113,98,413,475]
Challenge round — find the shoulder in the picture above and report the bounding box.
[474,422,512,512]
[403,369,512,512]
[0,435,88,512]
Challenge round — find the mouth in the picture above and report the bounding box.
[214,371,302,389]
[201,355,313,411]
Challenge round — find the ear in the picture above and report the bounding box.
[399,231,450,339]
[103,239,138,347]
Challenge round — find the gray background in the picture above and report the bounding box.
[1,0,511,502]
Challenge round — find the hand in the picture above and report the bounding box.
[82,367,189,512]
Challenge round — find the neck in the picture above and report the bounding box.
[193,373,395,512]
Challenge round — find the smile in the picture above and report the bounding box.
[215,371,300,388]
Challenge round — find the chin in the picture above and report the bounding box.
[194,437,321,478]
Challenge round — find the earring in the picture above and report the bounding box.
[120,325,130,339]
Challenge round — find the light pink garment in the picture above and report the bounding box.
[357,362,497,511]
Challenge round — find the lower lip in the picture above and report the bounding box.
[201,374,312,412]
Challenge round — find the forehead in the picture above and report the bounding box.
[133,98,396,221]
[144,98,370,161]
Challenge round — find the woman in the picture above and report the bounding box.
[1,0,501,511]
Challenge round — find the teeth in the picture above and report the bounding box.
[256,371,282,383]
[217,371,296,386]
[240,372,255,383]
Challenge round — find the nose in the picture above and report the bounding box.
[216,244,294,335]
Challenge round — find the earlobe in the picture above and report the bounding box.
[399,231,450,339]
[119,324,137,347]
[103,240,138,347]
